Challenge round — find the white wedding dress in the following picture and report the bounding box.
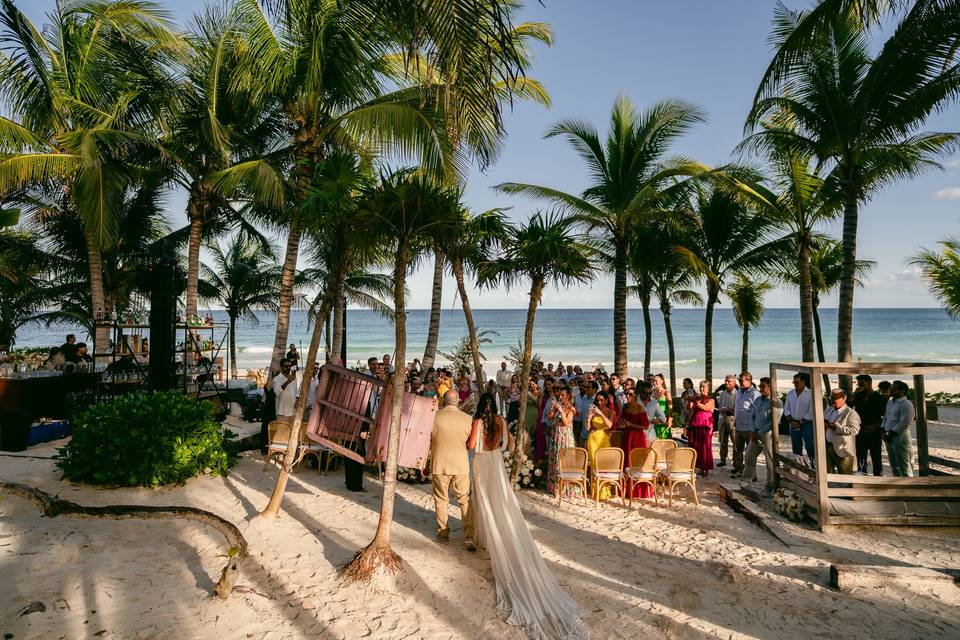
[472,422,589,640]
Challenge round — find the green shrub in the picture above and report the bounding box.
[56,391,235,487]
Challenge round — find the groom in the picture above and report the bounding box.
[429,390,479,551]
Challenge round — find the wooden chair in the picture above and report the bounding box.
[556,447,588,506]
[591,447,626,507]
[293,421,326,471]
[650,438,677,472]
[658,447,699,506]
[624,447,659,507]
[264,420,293,471]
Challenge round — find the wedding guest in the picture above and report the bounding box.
[272,358,298,425]
[507,374,521,424]
[619,386,652,497]
[652,373,673,438]
[536,382,556,463]
[609,373,626,413]
[824,388,861,474]
[575,380,598,447]
[852,374,886,475]
[686,380,715,477]
[60,334,77,362]
[382,354,394,374]
[430,390,477,546]
[878,380,892,401]
[546,387,577,495]
[743,377,776,494]
[716,374,737,467]
[785,373,815,466]
[409,375,423,395]
[496,361,513,415]
[458,378,471,404]
[586,392,615,500]
[639,381,667,441]
[364,356,378,377]
[882,380,915,477]
[679,378,697,428]
[304,362,320,419]
[732,372,761,479]
[259,368,278,455]
[285,343,299,371]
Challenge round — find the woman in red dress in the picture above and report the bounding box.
[618,388,651,498]
[687,380,715,476]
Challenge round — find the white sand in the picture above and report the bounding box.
[3,420,960,640]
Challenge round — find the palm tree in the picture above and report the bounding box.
[0,0,180,348]
[441,207,510,389]
[912,236,960,319]
[479,211,593,481]
[727,276,772,374]
[676,188,785,383]
[421,249,445,369]
[199,237,281,379]
[746,2,960,380]
[341,169,460,580]
[498,95,708,376]
[0,229,50,348]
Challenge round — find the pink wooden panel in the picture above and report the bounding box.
[368,391,438,470]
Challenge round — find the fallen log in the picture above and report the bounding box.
[0,481,247,599]
[830,563,960,592]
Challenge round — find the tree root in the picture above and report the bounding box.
[0,481,248,599]
[338,541,403,584]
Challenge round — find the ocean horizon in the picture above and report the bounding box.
[16,307,960,382]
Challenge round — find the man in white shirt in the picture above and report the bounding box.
[823,388,860,474]
[273,358,299,424]
[784,373,814,466]
[495,362,513,416]
[881,380,916,477]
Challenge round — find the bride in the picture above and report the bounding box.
[471,392,589,640]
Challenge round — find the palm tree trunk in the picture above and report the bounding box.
[185,187,205,318]
[741,325,749,374]
[704,285,718,385]
[342,242,409,580]
[511,278,544,484]
[837,190,859,390]
[421,251,443,369]
[812,292,831,393]
[331,285,345,365]
[661,299,677,398]
[258,289,334,519]
[86,234,110,359]
[641,294,652,377]
[229,315,238,379]
[613,243,628,376]
[268,218,301,373]
[453,258,484,390]
[798,239,816,362]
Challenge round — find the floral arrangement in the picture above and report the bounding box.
[502,448,539,490]
[397,466,427,484]
[772,488,807,522]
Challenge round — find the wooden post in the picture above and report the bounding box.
[914,374,928,477]
[770,364,780,488]
[809,366,830,530]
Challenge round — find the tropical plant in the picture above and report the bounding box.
[911,236,960,319]
[437,329,495,376]
[479,210,593,482]
[504,341,540,374]
[498,95,708,377]
[199,236,281,379]
[0,0,180,348]
[727,276,773,374]
[676,188,785,383]
[746,1,960,379]
[0,229,50,348]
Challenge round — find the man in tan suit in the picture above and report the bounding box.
[430,390,479,550]
[824,388,861,474]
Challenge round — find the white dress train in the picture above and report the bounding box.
[472,423,589,640]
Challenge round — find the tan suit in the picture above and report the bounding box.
[825,404,860,474]
[430,405,475,540]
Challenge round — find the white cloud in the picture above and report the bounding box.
[934,187,960,200]
[947,159,960,173]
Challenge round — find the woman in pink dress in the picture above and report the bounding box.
[687,380,715,476]
[617,388,652,498]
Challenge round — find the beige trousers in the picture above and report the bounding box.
[432,473,473,540]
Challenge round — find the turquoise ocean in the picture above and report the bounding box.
[16,308,960,383]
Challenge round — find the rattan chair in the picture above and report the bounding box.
[650,438,678,472]
[591,447,626,507]
[293,421,327,471]
[624,447,659,507]
[264,420,293,470]
[556,447,588,506]
[657,447,699,506]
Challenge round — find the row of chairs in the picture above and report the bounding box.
[557,440,700,507]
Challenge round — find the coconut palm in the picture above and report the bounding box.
[421,249,445,369]
[676,188,786,383]
[727,276,773,374]
[199,237,281,379]
[498,95,708,376]
[0,229,50,348]
[0,0,181,347]
[745,2,960,378]
[912,236,960,319]
[479,210,593,481]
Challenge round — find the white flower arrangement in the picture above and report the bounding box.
[772,488,807,522]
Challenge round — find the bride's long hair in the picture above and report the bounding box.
[474,392,498,441]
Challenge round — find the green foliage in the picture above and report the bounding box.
[438,329,494,374]
[927,392,960,408]
[56,391,235,487]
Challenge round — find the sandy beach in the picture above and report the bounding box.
[2,409,959,640]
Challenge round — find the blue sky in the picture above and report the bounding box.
[21,1,960,310]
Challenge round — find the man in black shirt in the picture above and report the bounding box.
[60,334,77,362]
[851,374,886,475]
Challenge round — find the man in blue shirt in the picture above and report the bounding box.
[881,380,916,477]
[731,372,762,479]
[743,376,778,496]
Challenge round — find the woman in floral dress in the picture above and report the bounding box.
[546,387,577,495]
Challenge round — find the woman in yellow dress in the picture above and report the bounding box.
[586,391,615,501]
